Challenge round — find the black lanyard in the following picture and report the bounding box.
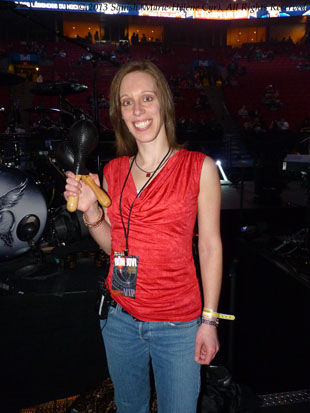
[119,149,171,255]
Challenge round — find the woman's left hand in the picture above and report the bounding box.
[194,324,220,365]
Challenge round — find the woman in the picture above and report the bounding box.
[64,60,222,413]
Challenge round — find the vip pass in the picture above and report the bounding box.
[202,307,235,321]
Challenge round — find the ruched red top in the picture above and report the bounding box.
[103,149,206,321]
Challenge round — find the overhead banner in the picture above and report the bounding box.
[10,1,310,20]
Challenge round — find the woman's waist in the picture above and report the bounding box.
[110,241,194,262]
[107,282,202,322]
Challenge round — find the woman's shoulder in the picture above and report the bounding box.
[178,149,218,185]
[178,148,207,161]
[177,148,208,170]
[183,149,217,166]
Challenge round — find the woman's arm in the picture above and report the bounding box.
[84,175,112,255]
[65,171,112,255]
[194,156,222,365]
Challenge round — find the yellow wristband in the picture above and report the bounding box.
[202,308,235,321]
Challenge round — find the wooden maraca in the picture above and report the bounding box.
[59,119,111,212]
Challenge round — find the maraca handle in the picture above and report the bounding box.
[67,175,82,212]
[81,175,111,208]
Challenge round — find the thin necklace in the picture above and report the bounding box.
[134,148,172,177]
[119,147,172,255]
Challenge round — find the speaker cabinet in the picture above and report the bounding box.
[233,241,310,394]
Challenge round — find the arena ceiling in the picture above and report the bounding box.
[4,0,310,8]
[100,0,308,7]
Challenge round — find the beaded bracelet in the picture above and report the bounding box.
[201,318,219,327]
[83,208,104,228]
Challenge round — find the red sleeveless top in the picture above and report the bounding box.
[103,149,206,321]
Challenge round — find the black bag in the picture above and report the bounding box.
[96,253,115,319]
[200,366,260,413]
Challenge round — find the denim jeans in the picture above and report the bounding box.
[100,304,201,413]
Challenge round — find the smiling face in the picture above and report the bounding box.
[119,71,167,147]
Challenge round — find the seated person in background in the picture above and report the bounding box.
[277,118,289,131]
[299,116,310,133]
[262,85,282,110]
[269,97,282,111]
[238,105,248,119]
[98,93,110,109]
[35,73,43,83]
[269,119,280,133]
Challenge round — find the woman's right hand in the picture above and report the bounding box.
[64,171,99,213]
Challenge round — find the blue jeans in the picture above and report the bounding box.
[100,304,201,413]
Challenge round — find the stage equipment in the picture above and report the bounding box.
[216,160,232,185]
[0,137,25,168]
[283,154,310,172]
[282,153,310,250]
[0,72,25,86]
[24,106,73,117]
[30,82,88,96]
[56,119,111,212]
[234,236,310,394]
[259,389,310,409]
[48,205,89,247]
[0,166,47,260]
[0,137,66,210]
[25,106,75,134]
